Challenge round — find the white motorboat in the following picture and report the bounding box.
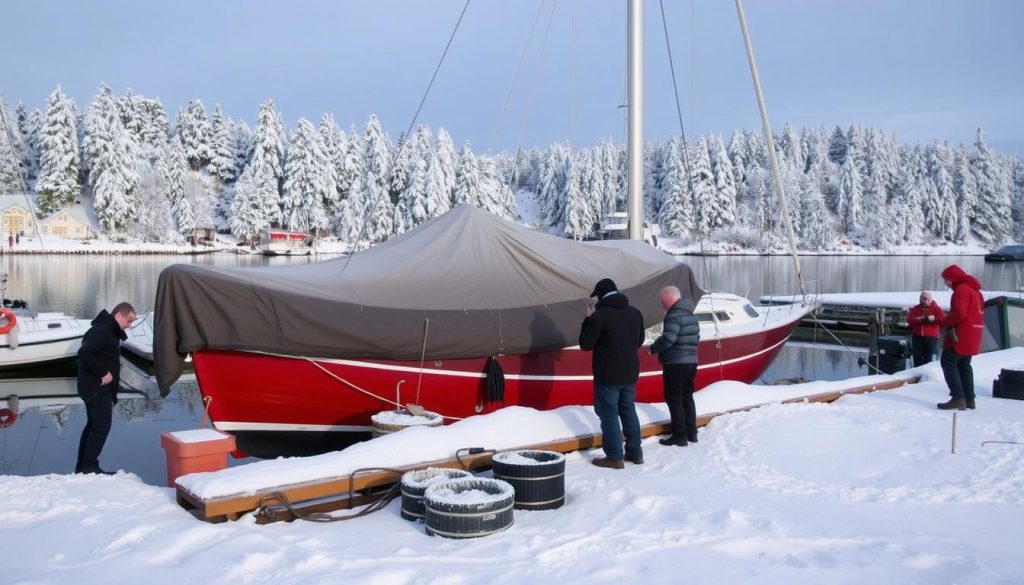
[0,308,91,370]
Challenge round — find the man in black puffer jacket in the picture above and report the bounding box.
[648,286,700,446]
[75,302,136,475]
[579,278,646,469]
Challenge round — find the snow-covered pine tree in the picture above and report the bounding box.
[836,156,863,233]
[84,84,140,231]
[35,87,81,213]
[599,139,621,214]
[318,114,345,211]
[659,139,694,237]
[208,105,238,184]
[232,121,253,181]
[166,138,194,236]
[952,146,977,245]
[361,114,394,241]
[247,100,286,227]
[563,152,592,239]
[780,123,804,169]
[130,152,175,242]
[424,148,449,219]
[398,157,427,232]
[454,141,481,207]
[727,130,749,186]
[0,98,25,192]
[175,100,213,171]
[828,125,848,165]
[282,118,333,233]
[690,138,718,236]
[708,134,737,230]
[15,103,38,180]
[931,142,957,240]
[798,171,834,250]
[970,128,1012,245]
[229,163,269,240]
[434,128,457,213]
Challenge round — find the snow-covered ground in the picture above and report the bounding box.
[2,349,1023,584]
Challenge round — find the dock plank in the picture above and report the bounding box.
[176,376,917,523]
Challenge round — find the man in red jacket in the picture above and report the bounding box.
[907,291,945,366]
[936,265,985,411]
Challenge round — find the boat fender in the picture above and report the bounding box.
[486,357,505,403]
[0,408,15,428]
[0,308,15,335]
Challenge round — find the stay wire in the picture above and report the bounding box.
[338,0,472,278]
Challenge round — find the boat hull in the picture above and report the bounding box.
[192,314,801,457]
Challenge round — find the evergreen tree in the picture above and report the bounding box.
[690,139,719,236]
[798,171,834,250]
[424,149,449,219]
[952,146,977,245]
[828,125,848,165]
[232,121,253,181]
[708,134,737,229]
[175,100,213,170]
[84,84,140,231]
[35,87,81,213]
[454,141,481,207]
[780,123,804,168]
[15,103,38,180]
[229,163,269,240]
[247,100,286,227]
[563,152,593,239]
[0,99,25,192]
[659,139,694,237]
[318,114,345,209]
[208,105,237,184]
[434,128,457,210]
[836,156,863,233]
[362,114,394,240]
[166,138,194,235]
[282,118,334,232]
[970,128,1012,245]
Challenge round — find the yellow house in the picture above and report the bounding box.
[41,205,96,240]
[0,194,39,237]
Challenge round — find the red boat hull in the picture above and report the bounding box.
[192,315,801,457]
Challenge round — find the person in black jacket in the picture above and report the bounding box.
[579,278,646,469]
[75,302,136,474]
[648,286,700,446]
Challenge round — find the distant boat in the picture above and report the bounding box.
[985,244,1024,262]
[0,273,90,371]
[258,230,314,256]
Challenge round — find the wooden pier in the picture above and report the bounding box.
[175,376,918,524]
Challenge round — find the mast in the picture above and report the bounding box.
[626,0,643,241]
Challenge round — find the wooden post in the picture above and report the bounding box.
[951,411,958,455]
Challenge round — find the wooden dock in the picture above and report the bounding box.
[175,375,918,524]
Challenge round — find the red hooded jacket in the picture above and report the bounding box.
[907,299,945,338]
[938,264,985,355]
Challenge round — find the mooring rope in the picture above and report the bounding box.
[257,467,406,523]
[303,356,465,421]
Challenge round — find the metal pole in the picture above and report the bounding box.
[626,0,644,241]
[951,412,957,454]
[733,0,804,299]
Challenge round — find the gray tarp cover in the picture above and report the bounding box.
[154,205,703,396]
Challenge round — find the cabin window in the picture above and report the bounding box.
[743,304,758,318]
[715,311,731,322]
[695,313,714,323]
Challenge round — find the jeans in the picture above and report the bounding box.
[76,392,113,472]
[593,383,642,460]
[911,335,938,367]
[940,348,974,400]
[663,363,698,438]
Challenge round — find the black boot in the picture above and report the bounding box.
[659,435,688,447]
[937,398,966,411]
[966,397,976,410]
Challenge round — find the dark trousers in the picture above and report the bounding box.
[911,335,938,367]
[593,383,642,460]
[663,363,698,439]
[76,392,113,472]
[940,348,974,400]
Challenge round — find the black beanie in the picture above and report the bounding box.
[590,278,618,298]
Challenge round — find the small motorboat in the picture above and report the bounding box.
[0,307,91,371]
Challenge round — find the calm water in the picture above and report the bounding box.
[0,253,1019,485]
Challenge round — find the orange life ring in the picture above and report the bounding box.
[0,308,15,335]
[0,408,15,428]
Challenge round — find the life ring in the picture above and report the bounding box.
[0,308,15,335]
[0,408,15,428]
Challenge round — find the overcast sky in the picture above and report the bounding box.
[3,0,1022,157]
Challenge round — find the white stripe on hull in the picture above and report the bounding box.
[214,421,373,433]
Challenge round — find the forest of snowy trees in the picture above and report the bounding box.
[1,84,1022,250]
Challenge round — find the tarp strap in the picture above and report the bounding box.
[486,356,506,403]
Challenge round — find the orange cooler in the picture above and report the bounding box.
[160,429,236,487]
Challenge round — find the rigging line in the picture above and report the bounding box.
[514,0,558,152]
[487,0,546,154]
[570,0,576,151]
[337,0,472,278]
[658,0,722,352]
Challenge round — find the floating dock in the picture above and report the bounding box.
[174,375,918,524]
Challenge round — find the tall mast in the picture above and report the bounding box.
[626,0,643,241]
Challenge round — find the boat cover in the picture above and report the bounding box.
[154,205,703,395]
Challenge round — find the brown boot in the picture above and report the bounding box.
[937,398,966,410]
[966,397,976,409]
[591,457,625,469]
